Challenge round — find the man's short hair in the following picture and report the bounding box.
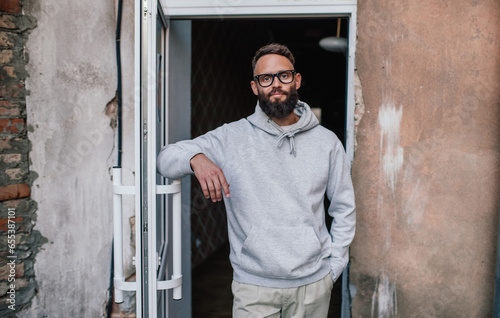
[251,43,295,72]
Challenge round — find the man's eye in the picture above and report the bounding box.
[262,75,272,82]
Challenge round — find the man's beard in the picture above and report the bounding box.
[258,87,299,119]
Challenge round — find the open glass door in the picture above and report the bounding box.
[140,0,184,317]
[112,1,186,318]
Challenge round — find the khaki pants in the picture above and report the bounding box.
[232,273,334,318]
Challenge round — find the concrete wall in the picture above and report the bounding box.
[351,0,500,317]
[18,0,136,316]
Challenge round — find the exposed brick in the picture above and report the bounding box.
[0,14,16,29]
[0,118,24,133]
[0,104,20,116]
[14,277,28,289]
[0,49,13,64]
[5,168,22,180]
[0,153,21,164]
[0,184,29,201]
[0,2,39,315]
[0,83,23,98]
[0,65,16,80]
[0,233,27,246]
[0,100,15,107]
[0,216,23,232]
[0,138,28,152]
[0,262,24,281]
[0,138,8,149]
[0,101,23,116]
[1,198,27,210]
[0,31,14,47]
[16,233,31,246]
[1,200,35,223]
[0,277,29,296]
[0,281,6,296]
[0,1,21,14]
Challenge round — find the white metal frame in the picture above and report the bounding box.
[110,1,183,318]
[112,167,138,303]
[141,0,183,315]
[111,174,182,309]
[160,0,356,17]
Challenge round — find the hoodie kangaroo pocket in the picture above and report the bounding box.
[238,226,322,279]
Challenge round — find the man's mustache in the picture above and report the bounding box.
[268,88,288,97]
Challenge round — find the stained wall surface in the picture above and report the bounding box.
[351,0,500,316]
[19,0,136,316]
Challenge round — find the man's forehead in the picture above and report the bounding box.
[254,54,294,74]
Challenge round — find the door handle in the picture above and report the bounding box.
[112,168,183,302]
[155,179,182,300]
[112,167,137,304]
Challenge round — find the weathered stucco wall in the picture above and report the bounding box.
[351,0,500,317]
[18,0,136,316]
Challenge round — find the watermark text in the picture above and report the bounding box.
[6,207,17,311]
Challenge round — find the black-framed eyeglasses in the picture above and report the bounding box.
[253,70,296,87]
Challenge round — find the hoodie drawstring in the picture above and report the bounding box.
[258,106,317,157]
[277,130,300,156]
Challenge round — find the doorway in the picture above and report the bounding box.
[190,18,349,318]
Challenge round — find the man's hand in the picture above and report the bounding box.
[190,153,230,202]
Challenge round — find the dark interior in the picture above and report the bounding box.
[191,17,349,318]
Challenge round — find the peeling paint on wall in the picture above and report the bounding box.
[378,102,403,194]
[354,71,366,152]
[371,272,397,318]
[105,93,118,131]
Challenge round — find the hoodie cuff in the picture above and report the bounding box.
[186,152,204,173]
[330,259,347,283]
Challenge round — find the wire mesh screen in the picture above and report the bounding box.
[191,20,256,267]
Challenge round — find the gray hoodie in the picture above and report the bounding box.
[157,101,356,288]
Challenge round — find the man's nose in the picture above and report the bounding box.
[271,75,282,88]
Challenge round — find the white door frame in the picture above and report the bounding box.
[135,1,357,317]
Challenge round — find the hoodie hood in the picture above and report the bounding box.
[247,100,319,156]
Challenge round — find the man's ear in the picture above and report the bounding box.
[250,80,259,96]
[294,73,302,90]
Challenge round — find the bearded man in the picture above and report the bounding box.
[157,43,356,318]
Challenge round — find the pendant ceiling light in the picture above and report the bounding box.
[319,18,347,53]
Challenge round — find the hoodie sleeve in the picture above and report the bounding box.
[157,124,228,180]
[326,142,356,281]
